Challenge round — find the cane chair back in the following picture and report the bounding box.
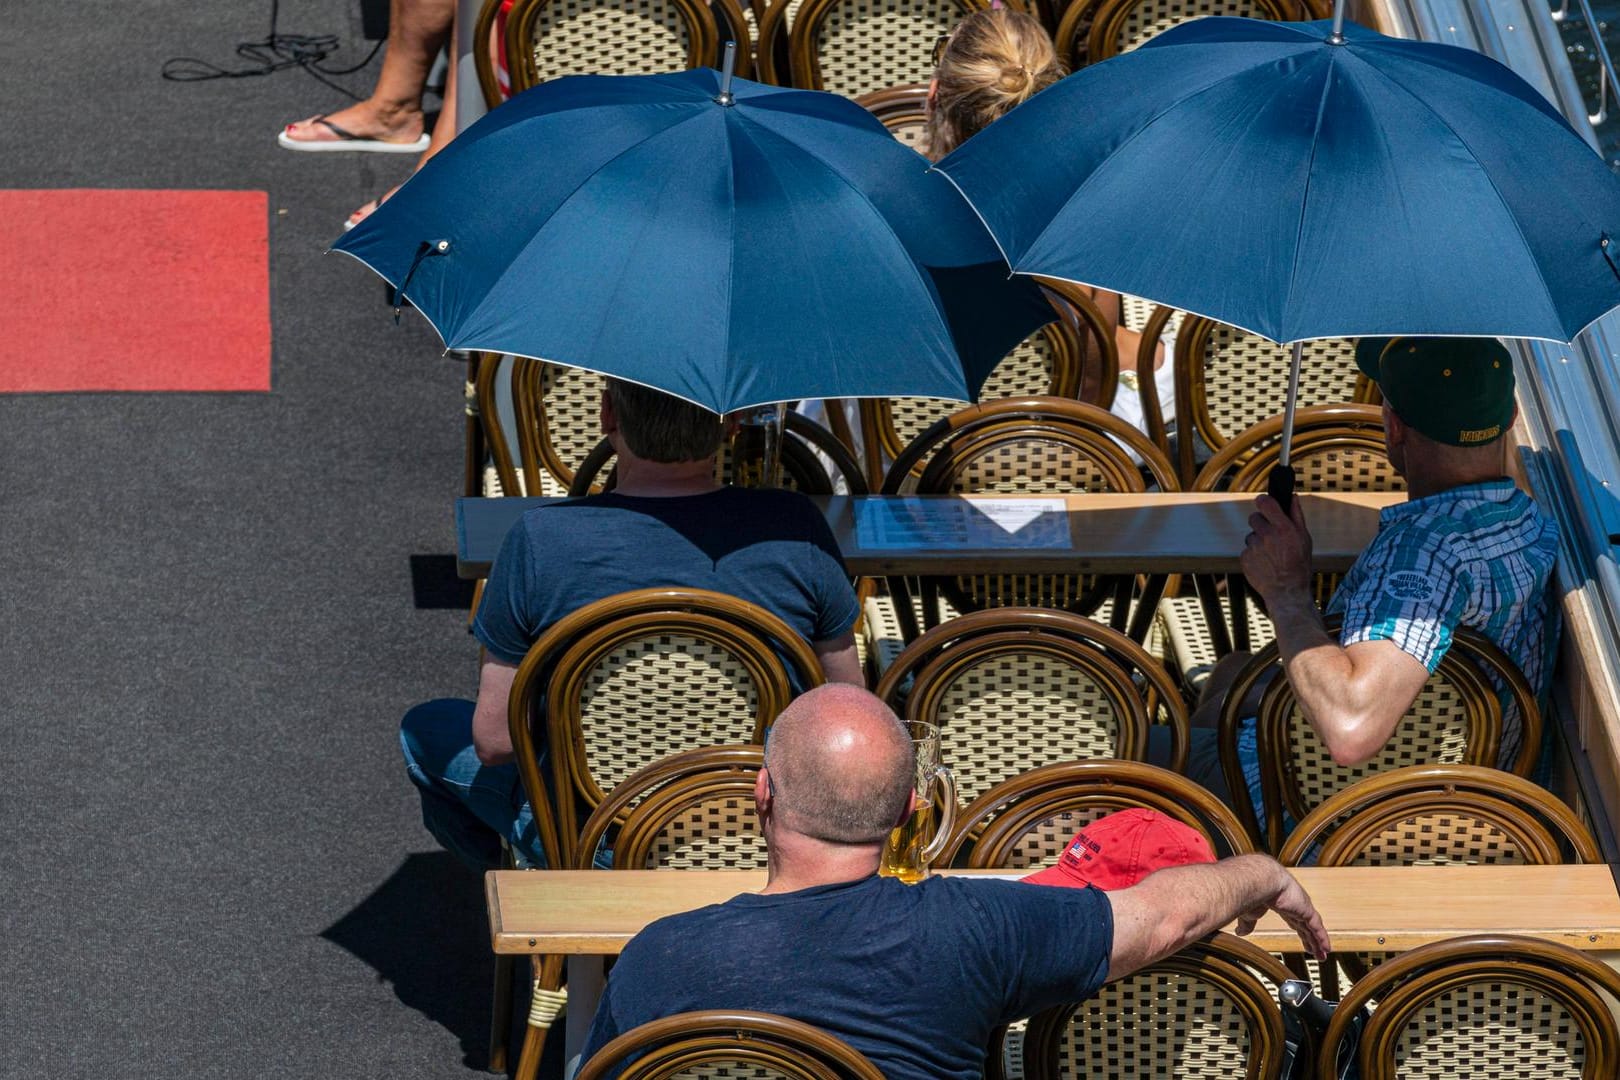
[577,1010,887,1080]
[478,356,607,498]
[1158,405,1401,687]
[938,759,1252,866]
[878,398,1177,636]
[575,746,764,868]
[1219,623,1543,854]
[508,588,823,866]
[1022,933,1293,1080]
[776,0,991,96]
[855,82,931,152]
[862,283,1120,487]
[566,413,868,497]
[1279,764,1600,869]
[1318,935,1620,1080]
[502,0,751,95]
[1156,318,1367,487]
[1077,0,1319,63]
[609,756,768,871]
[875,609,1189,801]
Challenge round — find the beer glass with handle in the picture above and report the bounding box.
[879,721,957,883]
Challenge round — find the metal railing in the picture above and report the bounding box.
[1551,0,1620,126]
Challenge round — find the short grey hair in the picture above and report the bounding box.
[605,378,723,463]
[765,686,915,844]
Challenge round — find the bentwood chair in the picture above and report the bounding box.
[1020,933,1296,1080]
[1156,404,1401,690]
[477,356,606,498]
[874,609,1191,802]
[938,758,1253,866]
[1062,0,1324,66]
[1317,935,1620,1080]
[855,81,931,151]
[760,0,995,94]
[859,280,1120,491]
[1218,622,1544,854]
[575,745,766,869]
[577,1011,886,1080]
[580,747,768,871]
[565,411,868,497]
[1134,317,1370,489]
[493,0,751,102]
[1277,765,1599,998]
[507,587,823,868]
[865,397,1178,665]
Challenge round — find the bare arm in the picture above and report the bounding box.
[1105,854,1330,981]
[814,631,865,687]
[472,657,520,765]
[1241,495,1431,766]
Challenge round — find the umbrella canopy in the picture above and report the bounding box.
[334,66,1051,414]
[935,16,1620,345]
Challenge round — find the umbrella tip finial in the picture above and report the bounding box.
[716,41,737,106]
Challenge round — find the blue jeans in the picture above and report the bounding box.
[399,698,547,870]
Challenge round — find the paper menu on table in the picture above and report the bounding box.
[854,497,1071,550]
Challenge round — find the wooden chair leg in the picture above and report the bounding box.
[488,952,515,1074]
[513,955,567,1080]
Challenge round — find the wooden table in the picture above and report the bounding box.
[455,492,1401,579]
[487,865,1620,956]
[488,865,1620,1059]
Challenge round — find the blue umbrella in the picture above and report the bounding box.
[334,57,1051,415]
[936,15,1620,345]
[935,11,1620,502]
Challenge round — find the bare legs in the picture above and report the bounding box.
[346,13,461,228]
[283,0,456,147]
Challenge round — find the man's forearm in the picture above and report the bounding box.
[1107,854,1317,979]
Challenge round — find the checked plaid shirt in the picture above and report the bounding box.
[1326,477,1560,768]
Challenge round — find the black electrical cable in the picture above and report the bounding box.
[161,0,384,97]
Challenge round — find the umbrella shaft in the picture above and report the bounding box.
[1279,340,1305,468]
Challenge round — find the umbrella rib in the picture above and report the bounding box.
[1280,57,1339,343]
[1347,54,1563,326]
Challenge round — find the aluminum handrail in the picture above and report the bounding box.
[1552,0,1620,124]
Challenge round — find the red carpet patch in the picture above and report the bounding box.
[0,189,270,392]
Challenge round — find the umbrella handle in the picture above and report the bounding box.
[1267,463,1295,516]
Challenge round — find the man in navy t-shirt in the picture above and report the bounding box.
[399,380,862,869]
[581,685,1331,1079]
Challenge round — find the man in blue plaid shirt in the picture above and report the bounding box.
[1238,336,1558,770]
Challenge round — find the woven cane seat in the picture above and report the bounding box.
[477,357,606,497]
[576,1011,886,1080]
[510,589,821,866]
[1318,937,1620,1080]
[504,0,745,93]
[1394,983,1583,1080]
[929,651,1130,801]
[1022,934,1289,1080]
[855,82,930,152]
[1086,0,1300,60]
[877,610,1188,799]
[574,635,760,795]
[789,0,975,97]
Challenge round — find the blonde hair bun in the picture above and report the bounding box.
[924,7,1064,161]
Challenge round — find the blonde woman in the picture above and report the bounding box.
[926,6,1173,428]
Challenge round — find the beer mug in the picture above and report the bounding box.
[879,721,958,883]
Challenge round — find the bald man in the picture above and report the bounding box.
[580,685,1330,1080]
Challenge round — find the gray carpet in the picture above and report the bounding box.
[0,3,508,1076]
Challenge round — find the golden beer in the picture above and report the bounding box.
[879,799,937,884]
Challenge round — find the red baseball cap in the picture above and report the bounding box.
[1022,808,1216,890]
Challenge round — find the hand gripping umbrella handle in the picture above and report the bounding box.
[1267,463,1295,516]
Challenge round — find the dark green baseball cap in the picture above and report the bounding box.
[1354,336,1516,447]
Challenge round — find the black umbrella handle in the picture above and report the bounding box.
[1267,463,1295,517]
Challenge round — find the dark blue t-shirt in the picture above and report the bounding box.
[472,487,859,665]
[581,875,1113,1079]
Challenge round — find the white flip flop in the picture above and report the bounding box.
[278,116,430,154]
